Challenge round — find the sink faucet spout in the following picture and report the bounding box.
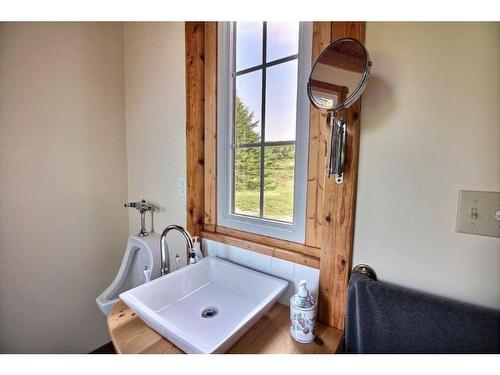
[160,225,196,276]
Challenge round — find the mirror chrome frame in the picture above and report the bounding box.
[307,38,372,112]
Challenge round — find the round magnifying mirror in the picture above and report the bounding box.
[307,38,372,112]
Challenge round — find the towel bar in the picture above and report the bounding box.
[352,264,377,281]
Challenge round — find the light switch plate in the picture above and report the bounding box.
[178,177,186,197]
[456,190,500,238]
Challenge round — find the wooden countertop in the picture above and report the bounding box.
[108,300,343,354]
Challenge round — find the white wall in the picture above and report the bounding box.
[355,22,500,309]
[123,22,188,267]
[0,22,129,353]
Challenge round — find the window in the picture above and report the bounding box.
[217,22,312,242]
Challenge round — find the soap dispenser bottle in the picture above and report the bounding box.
[290,280,317,343]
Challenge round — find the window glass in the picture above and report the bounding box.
[235,71,262,145]
[218,21,311,242]
[232,22,300,222]
[266,22,300,62]
[264,59,298,142]
[234,147,261,217]
[236,22,263,71]
[263,145,295,222]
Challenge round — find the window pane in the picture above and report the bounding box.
[264,60,298,142]
[236,22,263,71]
[266,22,299,62]
[235,71,262,144]
[234,147,261,217]
[263,145,295,222]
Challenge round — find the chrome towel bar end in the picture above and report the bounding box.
[352,264,377,281]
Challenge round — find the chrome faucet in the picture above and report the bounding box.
[160,224,197,276]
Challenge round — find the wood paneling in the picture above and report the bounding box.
[318,22,365,330]
[185,22,205,237]
[331,22,365,43]
[305,22,332,248]
[204,22,218,232]
[108,300,342,354]
[202,230,320,269]
[216,226,320,258]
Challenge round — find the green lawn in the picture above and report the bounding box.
[235,181,294,222]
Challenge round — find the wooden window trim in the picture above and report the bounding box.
[304,22,332,249]
[211,223,318,253]
[186,21,365,330]
[201,229,320,269]
[204,22,218,233]
[214,226,320,257]
[186,22,206,237]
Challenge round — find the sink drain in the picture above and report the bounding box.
[201,306,218,319]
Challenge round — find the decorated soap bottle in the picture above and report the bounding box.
[290,280,317,343]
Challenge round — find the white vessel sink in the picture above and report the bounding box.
[120,256,288,353]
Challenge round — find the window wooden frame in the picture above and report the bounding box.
[185,21,365,330]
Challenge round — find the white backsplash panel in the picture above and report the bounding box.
[202,239,319,305]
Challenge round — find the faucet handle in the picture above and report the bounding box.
[188,248,197,265]
[188,255,197,265]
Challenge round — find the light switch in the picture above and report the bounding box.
[456,190,500,238]
[178,177,186,197]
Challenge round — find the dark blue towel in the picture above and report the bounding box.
[345,272,500,353]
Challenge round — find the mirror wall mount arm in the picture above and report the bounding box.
[327,110,346,184]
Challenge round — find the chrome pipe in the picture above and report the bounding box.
[124,199,158,237]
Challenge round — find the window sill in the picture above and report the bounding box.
[201,226,320,269]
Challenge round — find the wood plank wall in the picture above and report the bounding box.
[203,23,218,233]
[185,21,366,330]
[185,22,206,237]
[318,22,365,329]
[305,22,332,249]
